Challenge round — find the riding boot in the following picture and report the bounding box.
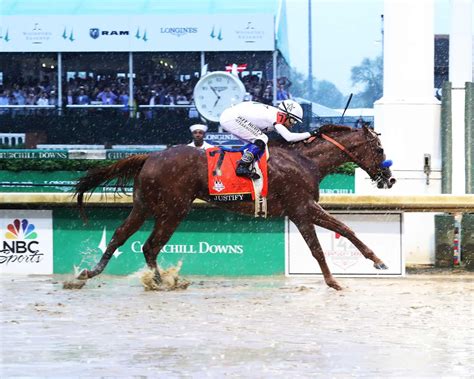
[236,150,260,179]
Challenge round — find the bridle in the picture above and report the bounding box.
[319,131,383,180]
[320,133,361,165]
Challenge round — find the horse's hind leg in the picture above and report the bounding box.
[77,205,148,280]
[309,202,387,269]
[142,203,193,282]
[292,219,343,290]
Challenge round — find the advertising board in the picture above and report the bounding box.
[1,14,274,52]
[0,210,53,274]
[53,207,285,276]
[286,213,404,277]
[0,170,354,194]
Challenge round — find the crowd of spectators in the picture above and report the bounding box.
[240,75,292,105]
[0,76,57,107]
[0,73,292,109]
[64,74,198,107]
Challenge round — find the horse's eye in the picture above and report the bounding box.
[377,148,384,154]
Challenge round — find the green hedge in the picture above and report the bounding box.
[0,158,357,175]
[0,159,116,172]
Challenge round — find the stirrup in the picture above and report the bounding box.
[236,162,260,180]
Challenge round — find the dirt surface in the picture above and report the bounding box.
[1,271,473,378]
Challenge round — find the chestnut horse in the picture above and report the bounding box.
[75,125,395,290]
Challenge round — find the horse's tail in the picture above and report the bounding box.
[75,154,149,222]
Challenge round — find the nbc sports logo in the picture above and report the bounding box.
[0,211,52,274]
[5,219,38,240]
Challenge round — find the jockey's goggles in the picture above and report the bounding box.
[288,116,299,125]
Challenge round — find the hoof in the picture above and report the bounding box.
[76,269,90,280]
[374,262,388,270]
[153,270,162,284]
[326,279,343,291]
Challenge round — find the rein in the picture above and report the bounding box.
[320,133,361,164]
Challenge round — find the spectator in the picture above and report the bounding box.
[187,124,214,150]
[66,90,74,105]
[12,86,26,105]
[96,87,117,105]
[0,90,9,114]
[262,85,273,105]
[118,90,130,107]
[48,90,57,106]
[26,93,37,106]
[36,92,49,106]
[355,117,364,128]
[276,83,289,101]
[77,89,90,105]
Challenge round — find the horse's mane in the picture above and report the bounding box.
[317,124,353,134]
[269,124,354,150]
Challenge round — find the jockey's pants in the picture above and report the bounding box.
[219,108,269,145]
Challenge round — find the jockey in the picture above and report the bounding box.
[219,100,317,179]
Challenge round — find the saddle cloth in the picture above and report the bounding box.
[206,147,268,203]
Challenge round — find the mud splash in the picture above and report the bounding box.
[140,261,190,291]
[62,279,87,290]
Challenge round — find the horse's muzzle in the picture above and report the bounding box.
[377,176,396,189]
[375,166,396,189]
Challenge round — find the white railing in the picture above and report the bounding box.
[37,144,105,150]
[0,105,56,108]
[0,104,195,109]
[0,133,26,146]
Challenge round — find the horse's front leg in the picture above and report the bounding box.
[292,219,343,291]
[310,202,387,270]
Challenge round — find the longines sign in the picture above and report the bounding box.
[0,14,274,52]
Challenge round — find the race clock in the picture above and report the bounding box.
[193,71,246,122]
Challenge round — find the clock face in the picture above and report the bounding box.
[193,71,246,122]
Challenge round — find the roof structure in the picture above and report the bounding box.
[1,0,291,61]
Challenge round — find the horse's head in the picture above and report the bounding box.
[353,125,396,189]
[312,124,396,189]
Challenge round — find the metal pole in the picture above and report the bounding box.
[466,81,474,193]
[272,50,277,106]
[435,214,455,267]
[380,14,384,95]
[441,81,452,194]
[308,0,313,100]
[129,52,133,117]
[57,52,62,111]
[201,51,205,73]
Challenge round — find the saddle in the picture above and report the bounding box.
[206,147,268,217]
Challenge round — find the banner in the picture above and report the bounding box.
[0,170,355,193]
[286,213,404,277]
[53,207,285,276]
[0,14,274,52]
[0,210,53,274]
[0,150,68,159]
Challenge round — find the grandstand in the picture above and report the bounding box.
[0,0,295,146]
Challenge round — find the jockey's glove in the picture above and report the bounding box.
[309,129,319,137]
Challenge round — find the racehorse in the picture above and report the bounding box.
[75,124,395,290]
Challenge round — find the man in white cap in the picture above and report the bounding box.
[187,124,214,150]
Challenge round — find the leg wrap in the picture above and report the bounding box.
[247,139,266,160]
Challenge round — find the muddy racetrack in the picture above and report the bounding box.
[1,271,473,378]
